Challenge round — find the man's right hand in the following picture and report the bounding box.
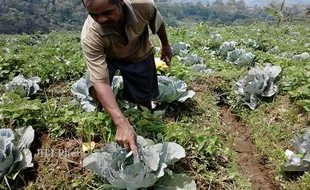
[93,81,138,154]
[115,120,138,154]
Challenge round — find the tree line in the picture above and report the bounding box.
[0,0,308,34]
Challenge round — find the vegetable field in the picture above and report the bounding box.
[0,21,309,189]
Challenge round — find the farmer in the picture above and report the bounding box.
[81,0,173,153]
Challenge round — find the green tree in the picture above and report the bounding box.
[264,0,287,26]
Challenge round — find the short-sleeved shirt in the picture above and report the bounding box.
[81,0,164,83]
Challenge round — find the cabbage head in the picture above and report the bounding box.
[282,129,310,171]
[218,41,237,56]
[235,63,282,109]
[181,54,203,65]
[172,42,190,57]
[71,76,123,112]
[5,75,40,98]
[71,77,97,112]
[83,136,196,190]
[292,52,310,61]
[157,76,195,103]
[0,126,34,185]
[191,64,214,74]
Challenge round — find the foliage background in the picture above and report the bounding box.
[0,0,309,34]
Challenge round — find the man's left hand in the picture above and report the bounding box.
[160,44,173,66]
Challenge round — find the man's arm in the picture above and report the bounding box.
[93,80,137,153]
[156,23,173,65]
[81,17,137,153]
[146,1,173,64]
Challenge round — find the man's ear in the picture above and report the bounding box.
[119,0,124,6]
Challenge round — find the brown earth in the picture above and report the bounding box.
[220,105,280,190]
[12,128,105,189]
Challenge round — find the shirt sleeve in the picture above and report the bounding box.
[147,1,164,34]
[81,17,109,83]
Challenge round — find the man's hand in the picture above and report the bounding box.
[93,81,138,153]
[115,121,138,154]
[160,44,173,66]
[157,23,173,66]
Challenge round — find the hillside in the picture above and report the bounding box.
[175,0,310,7]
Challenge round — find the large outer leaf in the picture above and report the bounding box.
[8,149,34,180]
[15,126,35,149]
[0,129,14,160]
[154,169,196,190]
[0,127,34,180]
[142,144,162,171]
[160,143,185,165]
[0,153,14,175]
[105,163,158,190]
[83,152,112,176]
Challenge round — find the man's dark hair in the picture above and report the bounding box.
[81,0,121,7]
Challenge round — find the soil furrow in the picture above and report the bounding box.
[220,105,279,190]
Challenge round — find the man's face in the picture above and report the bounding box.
[85,0,124,27]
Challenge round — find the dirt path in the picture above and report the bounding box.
[220,105,279,190]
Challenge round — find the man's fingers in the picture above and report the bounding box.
[161,55,171,66]
[116,139,123,148]
[164,56,170,66]
[129,142,138,154]
[123,143,130,151]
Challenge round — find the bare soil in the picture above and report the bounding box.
[14,128,105,189]
[220,105,280,190]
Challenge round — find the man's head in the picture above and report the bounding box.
[82,0,125,27]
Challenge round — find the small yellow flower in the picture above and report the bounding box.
[82,141,96,152]
[78,121,83,125]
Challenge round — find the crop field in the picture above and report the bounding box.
[0,21,309,189]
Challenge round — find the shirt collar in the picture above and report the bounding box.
[96,0,138,36]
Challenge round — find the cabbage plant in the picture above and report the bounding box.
[266,46,280,55]
[180,54,203,65]
[210,33,222,40]
[5,75,40,98]
[279,51,294,58]
[157,76,195,103]
[227,49,255,67]
[282,129,310,171]
[227,49,246,63]
[235,63,282,109]
[71,77,97,112]
[0,126,34,188]
[240,38,259,49]
[235,52,256,67]
[83,136,196,190]
[71,76,123,112]
[172,42,190,57]
[218,41,237,56]
[292,52,310,61]
[191,64,214,74]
